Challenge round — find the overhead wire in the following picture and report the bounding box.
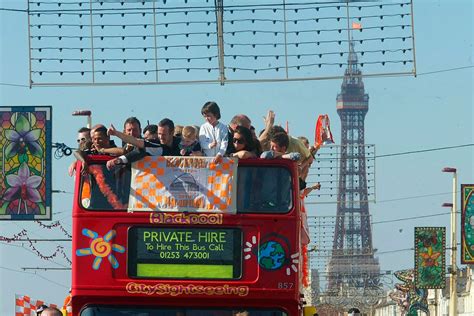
[371,211,453,225]
[416,65,474,76]
[0,265,69,288]
[310,143,473,161]
[0,241,70,268]
[375,143,474,158]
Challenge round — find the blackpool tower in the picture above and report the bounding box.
[326,42,380,294]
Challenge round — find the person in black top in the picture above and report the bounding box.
[156,118,181,156]
[106,118,181,170]
[143,124,159,141]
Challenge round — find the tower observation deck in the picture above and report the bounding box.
[326,42,380,295]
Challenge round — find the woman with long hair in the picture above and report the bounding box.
[231,126,260,159]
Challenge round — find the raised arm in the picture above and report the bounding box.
[108,124,145,149]
[100,147,126,156]
[258,110,275,150]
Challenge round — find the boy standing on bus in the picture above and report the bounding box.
[199,101,228,163]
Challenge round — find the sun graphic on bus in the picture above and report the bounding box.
[76,229,125,270]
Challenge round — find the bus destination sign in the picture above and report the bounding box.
[128,227,242,279]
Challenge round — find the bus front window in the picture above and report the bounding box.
[237,166,293,213]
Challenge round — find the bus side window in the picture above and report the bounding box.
[89,171,113,209]
[83,164,130,210]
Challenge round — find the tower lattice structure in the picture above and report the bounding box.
[326,42,380,293]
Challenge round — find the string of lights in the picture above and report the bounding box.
[32,55,219,61]
[35,220,72,238]
[24,2,411,13]
[29,59,412,76]
[0,235,72,265]
[30,21,216,27]
[0,240,70,268]
[27,1,409,10]
[29,48,410,64]
[225,13,411,24]
[29,24,411,37]
[27,10,412,20]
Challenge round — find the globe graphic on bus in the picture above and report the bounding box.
[258,241,286,270]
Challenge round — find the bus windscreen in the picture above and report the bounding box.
[128,227,242,279]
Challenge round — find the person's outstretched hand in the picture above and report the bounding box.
[107,124,117,136]
[68,161,77,177]
[213,154,223,164]
[106,157,122,170]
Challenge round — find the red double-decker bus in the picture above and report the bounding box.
[72,155,312,316]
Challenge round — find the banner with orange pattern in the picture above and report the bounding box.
[129,156,237,213]
[15,294,68,316]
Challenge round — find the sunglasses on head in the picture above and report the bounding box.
[233,138,245,145]
[77,137,87,143]
[36,304,48,315]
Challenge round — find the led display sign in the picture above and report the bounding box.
[128,227,242,279]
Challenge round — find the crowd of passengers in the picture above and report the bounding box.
[70,101,321,195]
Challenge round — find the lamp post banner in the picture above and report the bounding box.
[0,106,52,220]
[414,227,446,289]
[461,184,474,264]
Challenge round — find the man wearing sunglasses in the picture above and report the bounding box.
[76,127,92,150]
[68,127,92,176]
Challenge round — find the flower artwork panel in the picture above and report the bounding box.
[461,184,474,263]
[0,106,52,220]
[414,227,446,289]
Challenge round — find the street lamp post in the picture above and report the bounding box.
[442,167,457,316]
[72,110,92,128]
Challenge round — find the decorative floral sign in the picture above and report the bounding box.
[461,184,474,263]
[0,107,52,220]
[414,227,446,289]
[390,269,429,315]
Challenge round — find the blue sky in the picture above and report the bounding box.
[0,0,473,314]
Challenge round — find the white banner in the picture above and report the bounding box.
[129,156,237,213]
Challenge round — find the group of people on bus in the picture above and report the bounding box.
[69,101,320,194]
